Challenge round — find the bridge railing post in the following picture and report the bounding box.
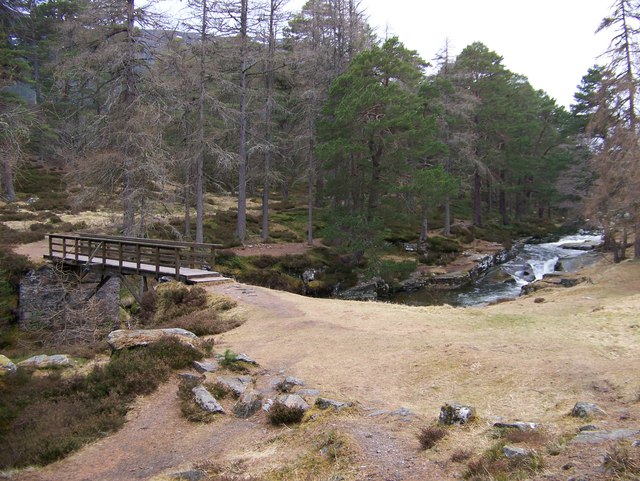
[174,247,180,280]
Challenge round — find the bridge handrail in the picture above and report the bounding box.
[73,233,223,249]
[46,233,221,279]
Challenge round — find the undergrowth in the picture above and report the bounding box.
[265,429,355,481]
[464,428,546,481]
[139,283,241,336]
[418,425,447,450]
[267,402,305,426]
[0,338,203,469]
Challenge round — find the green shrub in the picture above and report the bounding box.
[268,402,305,425]
[218,349,248,373]
[375,259,417,285]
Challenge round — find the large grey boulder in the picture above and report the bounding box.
[17,354,74,369]
[439,402,476,425]
[216,375,253,397]
[107,328,198,350]
[0,355,16,376]
[192,386,225,414]
[571,402,607,418]
[232,389,263,418]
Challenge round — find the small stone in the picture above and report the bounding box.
[572,428,639,444]
[234,353,257,364]
[276,376,305,392]
[0,354,17,376]
[17,354,74,369]
[193,360,218,373]
[562,463,575,470]
[216,375,253,397]
[315,397,352,411]
[296,388,321,398]
[179,372,206,384]
[439,402,476,425]
[534,297,545,303]
[494,422,539,431]
[232,389,263,418]
[633,440,640,448]
[276,394,310,411]
[579,425,598,432]
[571,402,606,418]
[169,469,208,481]
[391,407,413,417]
[367,410,389,417]
[192,386,225,414]
[262,398,274,412]
[502,445,530,458]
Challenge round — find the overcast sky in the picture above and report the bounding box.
[158,0,614,109]
[287,0,613,109]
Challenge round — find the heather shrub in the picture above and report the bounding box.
[268,402,305,425]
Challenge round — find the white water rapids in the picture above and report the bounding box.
[392,232,603,307]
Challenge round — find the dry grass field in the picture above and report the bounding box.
[9,258,640,481]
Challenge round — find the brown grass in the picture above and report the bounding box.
[418,425,447,450]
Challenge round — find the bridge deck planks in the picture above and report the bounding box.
[45,252,231,285]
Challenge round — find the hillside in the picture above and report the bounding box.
[7,258,640,481]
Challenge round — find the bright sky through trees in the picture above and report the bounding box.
[286,0,611,109]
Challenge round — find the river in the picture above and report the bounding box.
[390,232,603,307]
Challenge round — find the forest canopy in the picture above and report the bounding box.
[1,0,637,260]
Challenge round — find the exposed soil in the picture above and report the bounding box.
[223,239,326,258]
[5,242,640,480]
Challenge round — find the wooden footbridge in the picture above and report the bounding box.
[45,233,231,288]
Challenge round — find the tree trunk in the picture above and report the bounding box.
[236,0,248,244]
[1,151,16,203]
[620,227,628,260]
[419,211,428,243]
[123,170,136,236]
[635,221,640,258]
[366,142,383,222]
[195,0,208,243]
[443,194,451,236]
[184,160,191,239]
[473,169,482,226]
[261,0,277,242]
[307,115,315,247]
[499,170,507,225]
[121,0,137,237]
